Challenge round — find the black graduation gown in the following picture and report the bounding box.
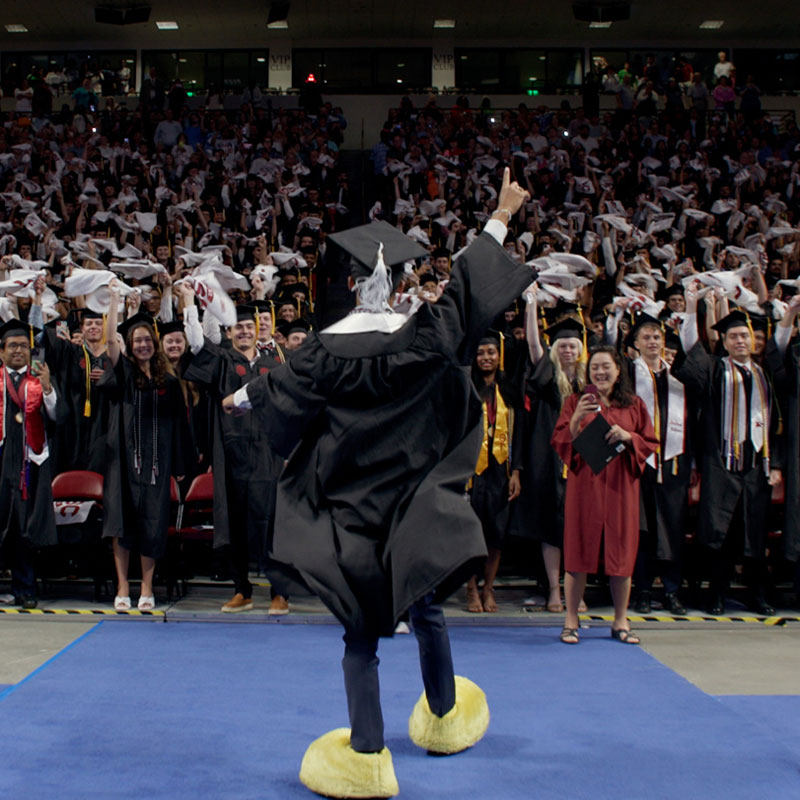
[508,356,571,547]
[469,382,517,550]
[99,359,190,559]
[0,374,61,548]
[182,343,284,549]
[628,361,693,562]
[672,342,781,557]
[244,232,533,637]
[765,337,799,561]
[42,330,112,474]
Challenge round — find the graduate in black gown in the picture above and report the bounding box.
[766,294,800,598]
[0,320,63,608]
[623,315,693,615]
[177,292,289,614]
[465,330,521,613]
[673,284,783,615]
[224,169,533,799]
[39,304,112,474]
[100,297,191,612]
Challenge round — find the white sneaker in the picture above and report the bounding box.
[394,621,411,634]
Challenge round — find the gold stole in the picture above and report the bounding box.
[475,385,510,475]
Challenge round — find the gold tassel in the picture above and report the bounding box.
[82,344,92,417]
[499,333,505,372]
[153,319,160,341]
[578,305,588,363]
[271,304,276,335]
[101,314,107,345]
[745,312,756,354]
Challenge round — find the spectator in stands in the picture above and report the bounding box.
[714,51,736,85]
[687,72,710,113]
[71,78,97,114]
[712,76,736,114]
[14,79,33,115]
[154,109,184,148]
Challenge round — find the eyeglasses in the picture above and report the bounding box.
[4,342,30,350]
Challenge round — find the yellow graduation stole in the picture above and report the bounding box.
[475,385,510,476]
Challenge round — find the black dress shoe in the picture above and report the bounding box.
[15,596,38,609]
[748,596,775,616]
[664,592,687,616]
[634,591,652,614]
[708,595,725,616]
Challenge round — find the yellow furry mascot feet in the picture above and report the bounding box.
[408,676,490,755]
[299,728,399,799]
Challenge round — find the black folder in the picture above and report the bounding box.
[572,413,626,475]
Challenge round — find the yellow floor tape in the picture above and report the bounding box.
[0,608,164,616]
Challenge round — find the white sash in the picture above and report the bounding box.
[720,357,770,473]
[633,357,685,476]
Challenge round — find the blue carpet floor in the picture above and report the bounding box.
[0,622,797,800]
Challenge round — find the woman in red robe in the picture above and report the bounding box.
[551,346,657,645]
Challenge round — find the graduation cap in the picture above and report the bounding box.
[624,312,664,349]
[328,221,429,279]
[0,318,38,346]
[478,328,506,371]
[156,320,185,338]
[544,299,580,325]
[545,317,585,343]
[664,330,683,352]
[118,312,158,341]
[710,309,753,335]
[417,270,438,287]
[657,284,684,303]
[276,318,311,339]
[235,305,258,323]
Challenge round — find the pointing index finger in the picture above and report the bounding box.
[501,166,510,194]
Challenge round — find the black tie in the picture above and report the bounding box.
[10,370,22,389]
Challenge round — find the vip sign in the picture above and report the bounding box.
[432,50,455,89]
[270,55,291,73]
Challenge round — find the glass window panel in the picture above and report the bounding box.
[591,50,629,75]
[223,51,249,90]
[293,49,323,88]
[143,51,178,85]
[455,49,502,90]
[251,51,269,89]
[204,52,223,92]
[503,50,547,94]
[375,49,430,92]
[322,49,373,91]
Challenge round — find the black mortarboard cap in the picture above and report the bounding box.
[0,319,38,342]
[117,312,157,341]
[328,221,429,277]
[657,284,684,302]
[277,318,311,338]
[235,305,258,322]
[156,320,185,337]
[545,317,585,343]
[625,312,664,349]
[711,309,753,334]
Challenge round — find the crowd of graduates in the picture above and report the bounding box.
[1,91,800,622]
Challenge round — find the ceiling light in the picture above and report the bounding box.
[699,19,724,29]
[155,20,179,30]
[256,57,266,63]
[267,19,288,29]
[433,19,455,28]
[268,1,289,28]
[589,21,613,28]
[5,24,29,33]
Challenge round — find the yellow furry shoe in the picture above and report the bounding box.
[298,728,399,798]
[408,675,490,754]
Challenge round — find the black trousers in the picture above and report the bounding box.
[342,595,456,753]
[1,519,36,599]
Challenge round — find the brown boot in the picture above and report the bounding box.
[221,593,253,613]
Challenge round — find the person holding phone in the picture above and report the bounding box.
[551,346,658,645]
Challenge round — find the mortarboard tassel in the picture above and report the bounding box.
[153,319,160,341]
[271,304,276,335]
[745,312,756,354]
[499,332,505,372]
[578,305,588,363]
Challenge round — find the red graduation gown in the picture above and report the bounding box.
[551,394,658,576]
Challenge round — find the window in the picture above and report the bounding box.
[736,50,800,93]
[590,48,719,87]
[141,50,270,93]
[455,49,583,93]
[1,50,136,97]
[292,48,431,93]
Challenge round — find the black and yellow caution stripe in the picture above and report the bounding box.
[580,613,800,626]
[0,608,164,617]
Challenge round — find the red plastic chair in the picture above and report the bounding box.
[52,470,104,502]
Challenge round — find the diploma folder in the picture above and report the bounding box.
[572,413,626,475]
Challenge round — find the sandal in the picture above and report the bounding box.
[114,596,131,611]
[559,627,580,644]
[137,595,156,611]
[611,627,640,645]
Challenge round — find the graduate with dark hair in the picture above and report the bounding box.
[177,293,290,615]
[465,330,521,613]
[0,319,63,608]
[223,169,533,798]
[674,283,783,616]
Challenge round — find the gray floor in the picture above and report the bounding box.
[1,580,798,696]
